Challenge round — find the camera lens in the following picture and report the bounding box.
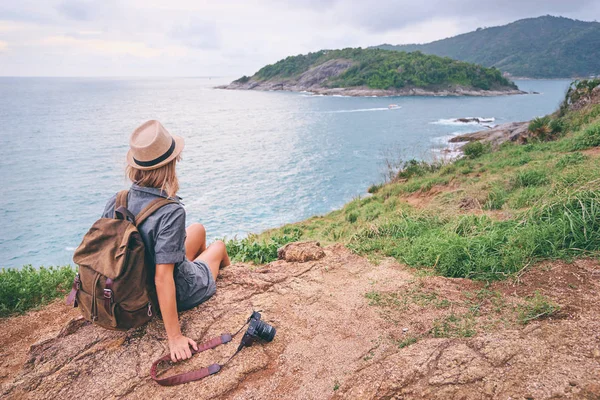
[254,320,276,342]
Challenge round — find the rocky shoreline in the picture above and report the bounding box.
[449,121,530,147]
[218,58,526,97]
[218,80,526,97]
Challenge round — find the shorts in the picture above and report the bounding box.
[174,259,217,311]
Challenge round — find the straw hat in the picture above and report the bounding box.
[126,120,185,170]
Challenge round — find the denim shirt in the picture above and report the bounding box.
[102,184,187,269]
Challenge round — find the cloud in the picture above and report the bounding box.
[1,0,599,76]
[0,40,8,52]
[170,19,221,50]
[41,35,168,58]
[329,0,600,33]
[56,0,99,21]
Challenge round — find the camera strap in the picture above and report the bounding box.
[150,321,249,386]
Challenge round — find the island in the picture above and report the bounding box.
[219,48,525,97]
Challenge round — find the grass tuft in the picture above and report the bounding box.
[517,291,560,324]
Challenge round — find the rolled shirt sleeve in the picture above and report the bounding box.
[154,205,187,265]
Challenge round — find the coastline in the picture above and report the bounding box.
[217,81,526,97]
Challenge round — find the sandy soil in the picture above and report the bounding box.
[1,243,599,399]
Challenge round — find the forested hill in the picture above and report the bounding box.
[376,16,600,79]
[224,48,519,96]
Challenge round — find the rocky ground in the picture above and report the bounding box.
[218,59,525,97]
[1,243,599,399]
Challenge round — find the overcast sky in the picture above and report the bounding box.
[1,0,599,77]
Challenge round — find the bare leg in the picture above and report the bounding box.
[195,241,230,280]
[185,223,206,261]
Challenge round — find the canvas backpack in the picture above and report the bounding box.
[66,190,174,331]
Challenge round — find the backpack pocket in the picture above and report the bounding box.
[114,301,153,330]
[75,289,118,329]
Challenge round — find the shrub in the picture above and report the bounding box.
[462,141,490,159]
[526,116,564,142]
[0,265,76,317]
[226,230,302,264]
[512,170,549,188]
[346,211,359,223]
[397,159,441,179]
[367,183,383,194]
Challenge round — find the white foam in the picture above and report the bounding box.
[431,117,495,126]
[65,246,76,251]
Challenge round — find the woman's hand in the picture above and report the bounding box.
[168,334,198,363]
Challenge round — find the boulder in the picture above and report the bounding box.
[277,241,325,262]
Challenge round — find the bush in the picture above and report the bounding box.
[0,265,76,317]
[512,170,549,188]
[346,211,359,223]
[462,141,491,159]
[367,183,383,194]
[526,116,564,142]
[397,159,441,179]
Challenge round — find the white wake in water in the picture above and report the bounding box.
[323,107,393,113]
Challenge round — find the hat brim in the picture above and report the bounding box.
[126,135,185,171]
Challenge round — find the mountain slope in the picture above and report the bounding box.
[221,48,521,96]
[377,16,600,78]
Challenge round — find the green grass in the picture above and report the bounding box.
[225,227,302,264]
[430,312,477,338]
[0,265,76,317]
[258,100,600,281]
[397,336,418,348]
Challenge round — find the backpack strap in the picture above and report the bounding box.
[114,190,135,222]
[135,198,176,226]
[116,190,129,209]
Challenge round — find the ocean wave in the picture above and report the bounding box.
[431,117,495,126]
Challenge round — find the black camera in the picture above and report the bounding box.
[238,311,276,350]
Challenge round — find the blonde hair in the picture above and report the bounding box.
[126,155,181,198]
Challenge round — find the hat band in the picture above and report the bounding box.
[133,138,176,167]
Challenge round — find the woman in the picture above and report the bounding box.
[102,120,230,363]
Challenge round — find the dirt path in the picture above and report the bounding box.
[1,243,599,399]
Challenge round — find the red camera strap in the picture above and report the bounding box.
[150,334,232,386]
[150,320,251,386]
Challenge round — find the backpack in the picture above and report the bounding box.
[66,190,174,331]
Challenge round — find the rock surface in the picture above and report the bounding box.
[449,121,530,146]
[1,246,600,400]
[218,59,526,97]
[277,241,325,262]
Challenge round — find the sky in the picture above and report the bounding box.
[1,0,599,77]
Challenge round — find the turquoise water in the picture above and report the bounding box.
[0,77,570,268]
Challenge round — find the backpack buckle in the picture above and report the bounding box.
[103,288,113,301]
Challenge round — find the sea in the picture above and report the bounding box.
[0,77,571,268]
